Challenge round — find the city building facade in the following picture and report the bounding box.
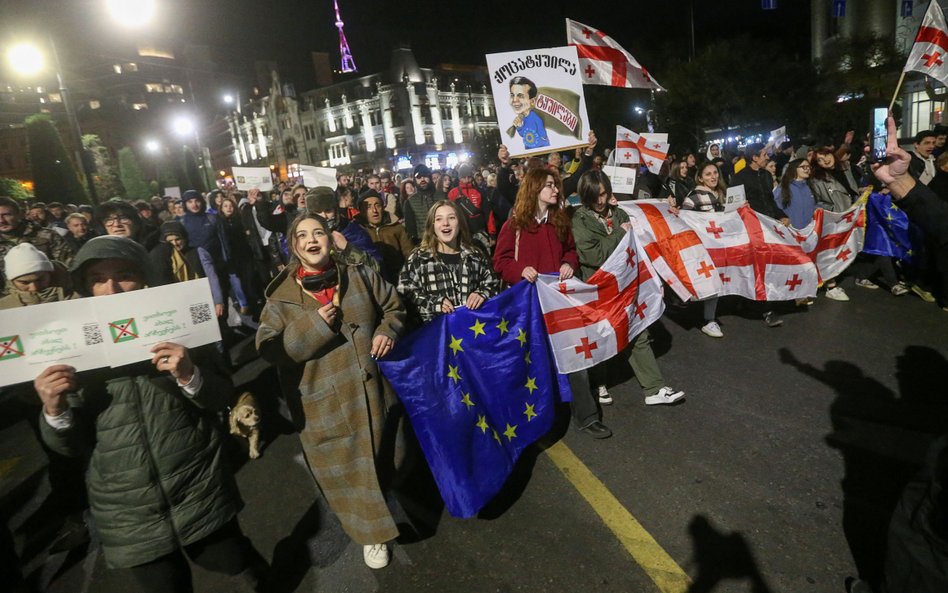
[222,46,500,176]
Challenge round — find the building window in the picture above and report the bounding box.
[113,64,122,74]
[132,102,148,110]
[424,130,434,144]
[89,100,101,110]
[126,62,138,72]
[911,91,944,136]
[145,83,164,93]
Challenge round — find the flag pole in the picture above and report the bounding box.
[889,71,907,112]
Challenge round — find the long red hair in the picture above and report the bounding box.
[509,168,571,242]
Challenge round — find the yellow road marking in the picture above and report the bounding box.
[545,441,691,593]
[0,457,21,480]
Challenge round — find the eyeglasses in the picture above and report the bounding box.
[103,216,133,226]
[543,182,558,189]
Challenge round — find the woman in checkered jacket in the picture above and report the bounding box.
[396,200,501,323]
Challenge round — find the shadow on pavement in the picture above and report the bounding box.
[779,346,948,589]
[685,514,773,593]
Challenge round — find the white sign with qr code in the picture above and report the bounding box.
[91,279,222,368]
[0,298,106,387]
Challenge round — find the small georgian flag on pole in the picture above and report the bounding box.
[904,0,948,88]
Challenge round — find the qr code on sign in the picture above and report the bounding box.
[189,303,213,325]
[82,323,103,346]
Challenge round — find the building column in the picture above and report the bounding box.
[450,98,462,145]
[406,79,425,145]
[360,103,376,153]
[379,84,396,149]
[325,98,337,134]
[427,78,445,145]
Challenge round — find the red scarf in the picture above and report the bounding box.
[296,264,337,306]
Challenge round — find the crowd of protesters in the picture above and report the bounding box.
[1,115,947,592]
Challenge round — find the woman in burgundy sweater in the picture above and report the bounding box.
[492,168,611,439]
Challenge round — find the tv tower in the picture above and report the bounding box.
[334,0,357,73]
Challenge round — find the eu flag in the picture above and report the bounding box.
[378,281,571,518]
[864,193,915,262]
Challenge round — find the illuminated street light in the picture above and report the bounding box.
[171,115,195,137]
[222,94,234,104]
[144,139,161,153]
[7,43,45,76]
[106,0,156,28]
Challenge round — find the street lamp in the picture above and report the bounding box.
[144,139,161,154]
[105,0,157,29]
[171,115,195,138]
[6,39,99,203]
[144,139,162,189]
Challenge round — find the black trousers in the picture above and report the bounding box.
[125,519,261,593]
[568,370,599,428]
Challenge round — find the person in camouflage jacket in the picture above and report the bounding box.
[0,197,75,294]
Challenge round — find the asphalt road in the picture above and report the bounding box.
[3,280,946,593]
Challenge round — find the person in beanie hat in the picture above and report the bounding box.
[148,221,225,316]
[93,200,159,250]
[306,186,383,270]
[403,164,437,243]
[180,189,228,266]
[355,189,413,284]
[0,243,77,309]
[33,235,269,591]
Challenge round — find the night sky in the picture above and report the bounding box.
[2,0,811,92]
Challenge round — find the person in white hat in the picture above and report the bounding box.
[0,243,76,309]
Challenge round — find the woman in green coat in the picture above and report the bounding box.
[34,236,265,593]
[255,213,407,570]
[571,171,685,407]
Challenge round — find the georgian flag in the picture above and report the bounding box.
[566,19,664,91]
[537,230,664,374]
[615,125,668,175]
[904,0,948,87]
[790,201,866,283]
[621,201,722,302]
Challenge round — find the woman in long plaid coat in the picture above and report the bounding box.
[397,200,501,322]
[255,213,407,570]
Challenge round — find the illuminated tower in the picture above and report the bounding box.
[334,0,357,73]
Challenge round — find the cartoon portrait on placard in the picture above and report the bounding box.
[487,46,590,158]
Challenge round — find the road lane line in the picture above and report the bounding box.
[545,441,691,593]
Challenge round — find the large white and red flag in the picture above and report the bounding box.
[678,206,819,300]
[790,201,866,282]
[616,125,668,175]
[621,202,822,300]
[904,1,948,87]
[620,201,722,301]
[537,230,664,374]
[566,19,664,91]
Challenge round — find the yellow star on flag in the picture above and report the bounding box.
[447,364,462,384]
[460,392,475,409]
[496,318,509,335]
[525,376,538,395]
[886,213,894,221]
[469,319,486,338]
[524,402,537,422]
[503,423,518,441]
[515,328,528,348]
[448,335,464,355]
[524,351,531,365]
[492,429,501,444]
[476,415,489,433]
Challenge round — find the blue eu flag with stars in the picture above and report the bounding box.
[864,193,915,263]
[378,281,571,518]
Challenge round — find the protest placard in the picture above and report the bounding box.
[164,186,181,199]
[232,167,274,191]
[486,46,590,158]
[0,280,221,387]
[602,165,637,195]
[0,299,106,387]
[724,185,747,211]
[299,165,337,189]
[92,279,221,368]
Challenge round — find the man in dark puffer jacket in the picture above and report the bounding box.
[34,235,267,591]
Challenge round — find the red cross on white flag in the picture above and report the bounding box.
[904,0,948,87]
[566,19,664,90]
[537,231,665,374]
[615,125,669,175]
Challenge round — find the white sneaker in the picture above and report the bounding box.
[597,385,612,405]
[645,386,685,406]
[363,543,390,569]
[701,321,723,338]
[825,286,850,301]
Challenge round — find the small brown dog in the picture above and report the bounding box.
[229,392,261,459]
